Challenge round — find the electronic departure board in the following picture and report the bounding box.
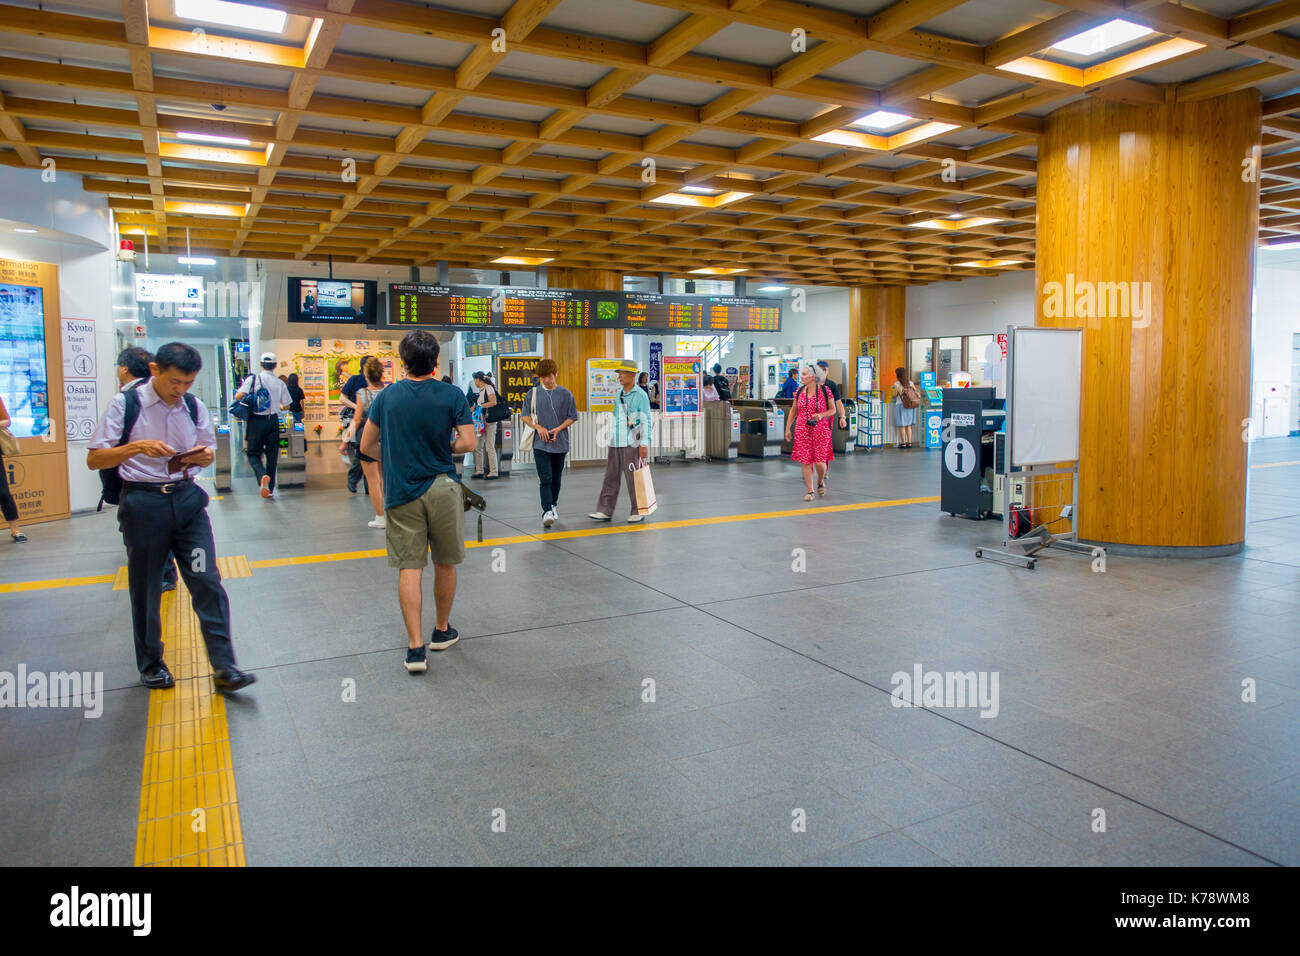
[382,284,781,333]
[624,294,781,333]
[386,284,622,330]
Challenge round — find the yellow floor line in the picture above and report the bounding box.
[0,572,115,593]
[3,495,940,590]
[134,580,245,867]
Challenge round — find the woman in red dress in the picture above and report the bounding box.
[785,365,836,501]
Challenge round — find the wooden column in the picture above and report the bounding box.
[542,268,624,411]
[1036,91,1259,553]
[848,284,906,385]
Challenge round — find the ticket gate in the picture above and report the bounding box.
[734,400,784,458]
[704,400,741,460]
[498,417,514,477]
[276,416,307,488]
[214,423,234,492]
[216,416,306,491]
[834,398,858,455]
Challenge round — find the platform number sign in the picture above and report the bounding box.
[944,437,976,478]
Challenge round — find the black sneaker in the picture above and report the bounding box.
[212,667,257,693]
[141,664,174,690]
[404,646,428,673]
[429,626,460,651]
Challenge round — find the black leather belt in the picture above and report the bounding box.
[123,478,193,495]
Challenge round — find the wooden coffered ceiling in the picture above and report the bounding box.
[4,0,1300,286]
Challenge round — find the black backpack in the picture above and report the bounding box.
[484,385,511,423]
[714,375,732,401]
[97,385,199,510]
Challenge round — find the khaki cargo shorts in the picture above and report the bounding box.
[385,474,466,568]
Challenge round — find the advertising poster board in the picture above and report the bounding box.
[0,257,69,523]
[663,356,702,418]
[586,358,625,412]
[497,356,541,409]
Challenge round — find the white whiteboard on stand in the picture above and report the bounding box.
[1011,327,1082,466]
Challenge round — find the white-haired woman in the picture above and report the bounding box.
[784,365,835,501]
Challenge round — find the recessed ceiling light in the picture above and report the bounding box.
[177,256,217,265]
[14,227,37,233]
[851,110,912,131]
[178,131,252,147]
[1050,19,1153,57]
[490,256,553,266]
[174,0,288,35]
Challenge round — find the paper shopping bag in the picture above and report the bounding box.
[631,461,658,516]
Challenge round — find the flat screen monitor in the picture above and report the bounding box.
[288,277,378,324]
[0,281,50,439]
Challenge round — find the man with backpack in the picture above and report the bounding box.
[87,342,255,694]
[110,346,178,592]
[711,364,732,401]
[234,352,291,499]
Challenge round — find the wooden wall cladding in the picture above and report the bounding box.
[542,269,624,412]
[1036,91,1260,549]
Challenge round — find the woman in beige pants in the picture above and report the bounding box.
[472,371,500,480]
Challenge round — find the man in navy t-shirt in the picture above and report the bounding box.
[360,331,475,674]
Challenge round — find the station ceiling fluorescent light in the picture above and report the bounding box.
[490,255,553,266]
[1264,240,1300,250]
[851,110,912,131]
[956,259,1024,268]
[14,227,37,233]
[164,200,249,217]
[1051,19,1152,57]
[173,0,288,35]
[679,186,718,195]
[916,216,1000,230]
[689,267,746,275]
[651,190,753,208]
[758,285,790,292]
[178,256,216,265]
[178,131,252,147]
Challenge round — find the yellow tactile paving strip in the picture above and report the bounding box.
[134,580,246,867]
[113,555,252,591]
[1,495,941,592]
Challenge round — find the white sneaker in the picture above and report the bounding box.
[542,510,554,528]
[627,514,644,523]
[588,512,611,521]
[368,515,387,529]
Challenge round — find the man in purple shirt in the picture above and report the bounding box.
[87,343,255,694]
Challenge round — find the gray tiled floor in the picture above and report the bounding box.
[2,437,1299,865]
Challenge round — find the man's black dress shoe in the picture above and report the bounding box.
[141,664,174,689]
[212,667,257,693]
